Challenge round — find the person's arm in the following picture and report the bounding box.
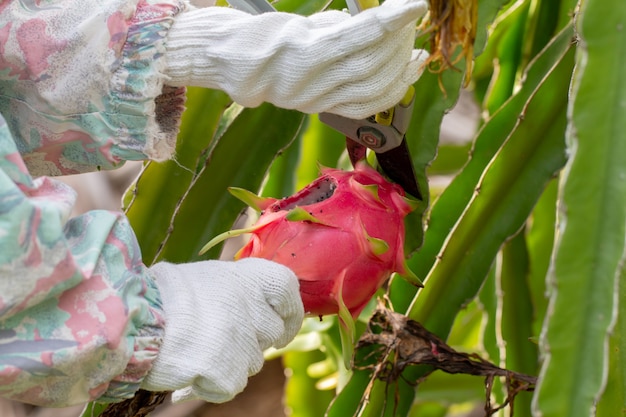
[0,0,427,405]
[1,0,428,179]
[0,116,166,406]
[164,0,429,119]
[0,0,188,177]
[0,115,304,407]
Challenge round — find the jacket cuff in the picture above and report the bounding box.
[108,0,187,163]
[98,270,166,402]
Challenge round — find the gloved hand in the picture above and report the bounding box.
[164,0,429,119]
[141,258,304,403]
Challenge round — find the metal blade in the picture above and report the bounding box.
[376,137,422,200]
[346,137,367,166]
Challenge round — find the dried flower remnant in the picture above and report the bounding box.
[420,0,478,86]
[354,305,537,416]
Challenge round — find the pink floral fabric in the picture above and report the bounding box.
[0,0,187,176]
[0,0,189,407]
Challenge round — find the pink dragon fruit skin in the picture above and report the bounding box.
[235,162,417,318]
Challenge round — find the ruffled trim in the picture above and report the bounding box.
[99,269,166,402]
[108,0,187,163]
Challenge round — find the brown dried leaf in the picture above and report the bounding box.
[355,305,536,416]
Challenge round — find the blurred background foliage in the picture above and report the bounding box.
[120,0,625,416]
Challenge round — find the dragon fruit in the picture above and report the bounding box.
[201,161,421,319]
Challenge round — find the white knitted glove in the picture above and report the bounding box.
[164,0,429,119]
[142,258,304,403]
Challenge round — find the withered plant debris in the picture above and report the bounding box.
[101,309,537,417]
[420,0,477,87]
[354,306,537,416]
[101,389,168,417]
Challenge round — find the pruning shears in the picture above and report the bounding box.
[226,0,422,200]
[318,86,421,200]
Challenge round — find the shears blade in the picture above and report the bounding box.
[320,87,422,200]
[343,135,421,200]
[223,0,422,200]
[375,138,421,200]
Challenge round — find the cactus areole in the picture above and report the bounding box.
[231,162,419,318]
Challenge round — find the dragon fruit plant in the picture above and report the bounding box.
[200,161,422,363]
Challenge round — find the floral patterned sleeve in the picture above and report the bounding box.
[0,115,166,407]
[0,0,187,176]
[0,0,191,407]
